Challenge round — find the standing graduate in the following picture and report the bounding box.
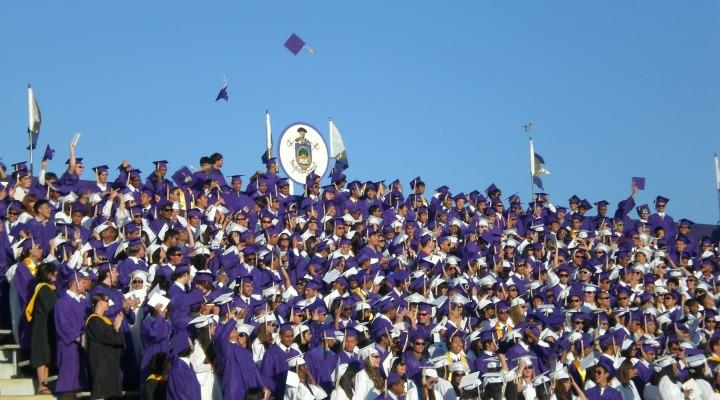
[166,334,202,400]
[260,323,301,399]
[223,322,267,400]
[54,269,91,397]
[27,262,58,395]
[86,293,126,399]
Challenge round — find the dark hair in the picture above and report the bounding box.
[191,254,208,270]
[148,352,169,376]
[33,199,50,214]
[91,293,108,308]
[209,153,223,164]
[164,229,179,242]
[35,262,57,284]
[244,387,264,400]
[199,156,211,166]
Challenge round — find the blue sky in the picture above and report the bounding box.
[1,1,718,222]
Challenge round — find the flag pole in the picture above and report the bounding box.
[529,136,534,209]
[27,84,34,176]
[525,123,534,210]
[715,154,720,225]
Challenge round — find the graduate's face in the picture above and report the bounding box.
[280,330,294,346]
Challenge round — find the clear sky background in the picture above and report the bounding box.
[1,1,718,222]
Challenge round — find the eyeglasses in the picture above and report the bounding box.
[599,296,610,300]
[413,341,426,346]
[162,208,172,212]
[558,274,569,278]
[570,299,581,303]
[618,297,629,300]
[132,280,143,284]
[262,220,272,224]
[419,312,429,316]
[508,287,518,292]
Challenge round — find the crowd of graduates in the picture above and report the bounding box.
[2,140,720,400]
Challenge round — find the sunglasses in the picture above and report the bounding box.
[132,280,143,284]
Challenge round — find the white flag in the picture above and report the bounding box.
[329,119,346,160]
[715,154,720,190]
[28,85,41,134]
[265,110,272,157]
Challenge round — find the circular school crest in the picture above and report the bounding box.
[278,122,329,184]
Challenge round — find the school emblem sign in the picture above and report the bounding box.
[278,122,329,184]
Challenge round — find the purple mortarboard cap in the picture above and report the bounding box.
[636,204,650,214]
[264,157,277,167]
[193,271,214,284]
[187,209,203,220]
[96,261,114,274]
[485,183,500,196]
[678,219,694,227]
[331,169,346,184]
[174,263,190,277]
[42,145,55,161]
[92,165,109,174]
[632,177,646,190]
[579,199,592,210]
[171,166,193,187]
[65,157,83,165]
[229,175,244,184]
[12,162,28,172]
[306,279,323,291]
[387,373,404,386]
[153,160,168,170]
[594,200,609,208]
[453,193,467,202]
[127,237,144,248]
[435,185,450,193]
[284,33,306,55]
[568,195,581,204]
[277,178,290,187]
[654,196,669,205]
[170,334,192,357]
[70,203,86,215]
[124,222,140,234]
[409,176,424,189]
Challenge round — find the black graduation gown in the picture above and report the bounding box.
[141,376,168,400]
[29,284,57,368]
[86,314,125,399]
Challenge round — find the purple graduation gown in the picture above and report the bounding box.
[140,313,170,381]
[12,259,35,349]
[304,345,338,393]
[167,358,201,400]
[259,344,300,399]
[585,386,623,400]
[223,342,265,400]
[54,292,88,393]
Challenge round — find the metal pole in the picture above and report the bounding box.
[530,136,534,211]
[28,130,33,177]
[716,188,720,225]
